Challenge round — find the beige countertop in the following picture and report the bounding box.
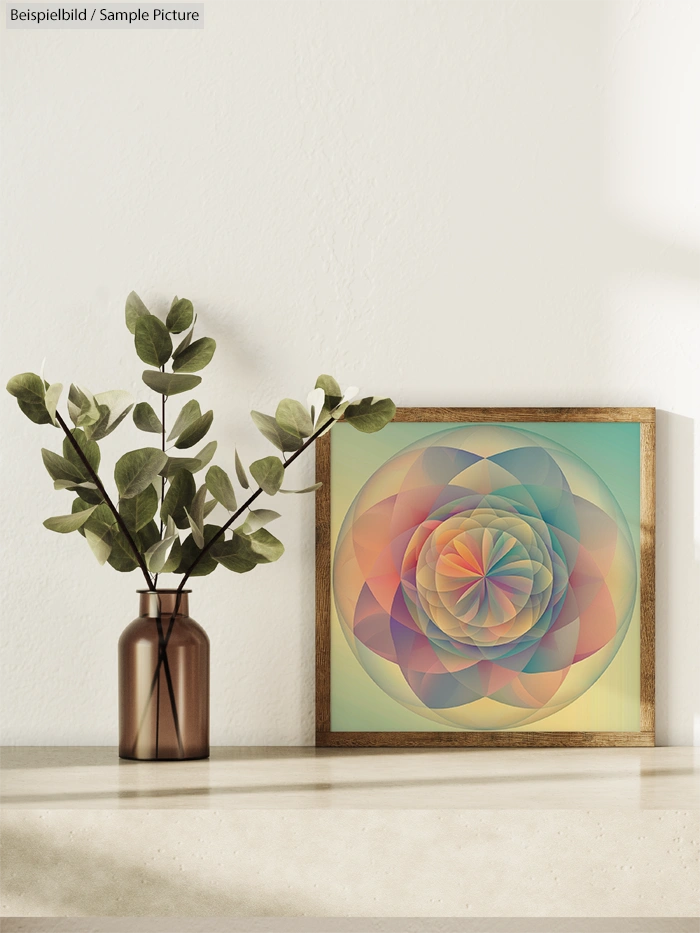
[1,745,698,810]
[1,747,698,920]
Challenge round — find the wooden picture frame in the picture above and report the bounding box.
[316,408,655,747]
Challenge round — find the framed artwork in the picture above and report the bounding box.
[316,408,655,747]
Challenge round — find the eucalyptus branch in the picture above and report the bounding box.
[55,411,154,591]
[153,368,167,589]
[180,418,329,585]
[7,290,397,761]
[143,419,333,720]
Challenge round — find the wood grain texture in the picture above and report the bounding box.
[317,731,656,748]
[315,432,331,735]
[315,408,656,748]
[639,419,656,737]
[391,407,656,423]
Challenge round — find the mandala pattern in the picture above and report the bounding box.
[333,425,638,729]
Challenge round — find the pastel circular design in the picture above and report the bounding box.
[333,424,638,729]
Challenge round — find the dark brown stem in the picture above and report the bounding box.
[154,375,167,589]
[57,411,183,756]
[143,419,333,721]
[55,411,154,591]
[154,609,184,757]
[178,419,329,585]
[130,596,184,758]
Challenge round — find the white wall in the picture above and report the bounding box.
[1,0,698,746]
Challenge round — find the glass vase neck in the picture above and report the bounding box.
[138,590,191,618]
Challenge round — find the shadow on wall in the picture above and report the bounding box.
[0,822,317,917]
[655,412,699,746]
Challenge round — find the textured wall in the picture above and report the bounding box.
[1,1,698,745]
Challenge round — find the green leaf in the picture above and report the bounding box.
[343,396,397,433]
[85,526,113,565]
[63,478,103,506]
[167,400,201,441]
[42,448,84,484]
[306,387,325,428]
[135,315,173,367]
[7,372,44,401]
[160,455,201,478]
[175,524,222,576]
[43,506,97,533]
[133,402,163,434]
[115,448,168,499]
[315,374,342,416]
[75,488,104,506]
[72,496,95,535]
[214,526,284,569]
[329,401,351,421]
[210,534,257,574]
[173,321,196,358]
[191,441,217,471]
[7,372,54,425]
[172,337,216,373]
[166,298,194,334]
[107,531,139,572]
[161,469,196,528]
[142,371,201,397]
[160,446,214,478]
[84,503,117,533]
[160,537,182,573]
[63,428,100,475]
[119,484,158,533]
[250,455,284,495]
[250,411,302,453]
[275,398,314,438]
[184,485,207,547]
[184,510,203,548]
[314,375,344,426]
[138,519,161,553]
[44,383,63,425]
[280,482,323,494]
[235,449,249,488]
[145,531,179,573]
[125,291,150,334]
[315,374,342,399]
[239,509,280,533]
[174,410,213,450]
[205,465,237,511]
[247,527,284,563]
[53,479,97,493]
[86,391,134,441]
[203,498,218,519]
[67,384,100,428]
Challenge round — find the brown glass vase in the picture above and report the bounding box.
[119,590,209,761]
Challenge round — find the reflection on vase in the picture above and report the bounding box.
[119,590,209,761]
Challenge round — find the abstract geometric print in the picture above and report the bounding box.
[333,424,639,730]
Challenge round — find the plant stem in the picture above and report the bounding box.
[154,608,184,757]
[130,597,184,758]
[57,412,182,756]
[180,420,330,584]
[142,419,332,721]
[154,375,167,589]
[55,411,154,591]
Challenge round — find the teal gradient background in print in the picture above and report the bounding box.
[330,421,641,732]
